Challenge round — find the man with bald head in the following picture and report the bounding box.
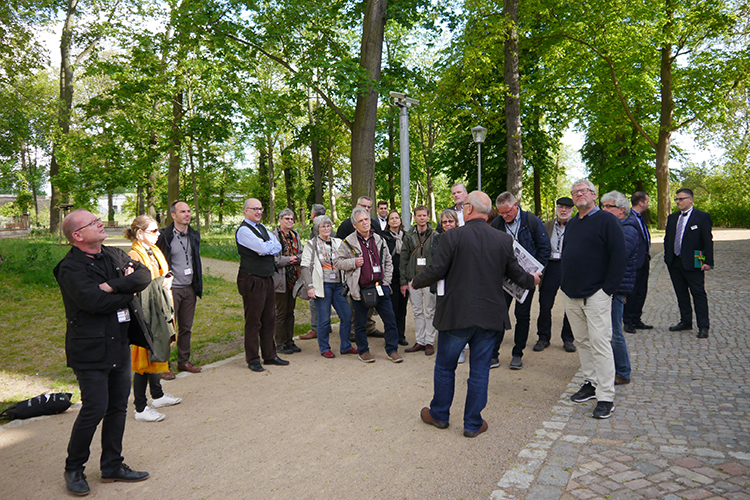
[55,209,153,495]
[236,198,290,372]
[411,192,541,438]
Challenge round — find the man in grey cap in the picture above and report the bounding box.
[533,197,577,353]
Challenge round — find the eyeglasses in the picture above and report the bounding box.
[74,218,102,232]
[143,227,160,234]
[282,217,294,221]
[247,207,264,212]
[571,188,593,195]
[601,204,618,209]
[674,197,691,202]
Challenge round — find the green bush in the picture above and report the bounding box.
[0,237,71,287]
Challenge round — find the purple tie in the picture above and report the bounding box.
[674,212,687,256]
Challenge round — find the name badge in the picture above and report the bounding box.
[552,252,561,260]
[372,265,381,273]
[329,272,337,280]
[116,308,131,323]
[184,268,193,276]
[417,257,426,266]
[437,279,445,296]
[375,285,384,296]
[691,225,698,230]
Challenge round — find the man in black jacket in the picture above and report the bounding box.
[561,180,626,420]
[156,200,203,376]
[55,209,153,495]
[490,192,550,370]
[663,188,713,339]
[412,192,540,438]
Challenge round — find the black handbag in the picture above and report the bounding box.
[360,286,378,308]
[1,393,73,420]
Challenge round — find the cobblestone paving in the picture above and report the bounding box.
[491,239,750,500]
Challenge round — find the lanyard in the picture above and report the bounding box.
[175,230,191,268]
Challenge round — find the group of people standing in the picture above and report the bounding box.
[54,179,713,495]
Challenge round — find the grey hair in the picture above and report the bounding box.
[495,191,517,207]
[439,208,459,224]
[571,178,596,195]
[465,192,491,214]
[313,215,332,233]
[600,191,631,216]
[452,182,467,192]
[351,206,370,225]
[277,208,294,220]
[311,204,326,217]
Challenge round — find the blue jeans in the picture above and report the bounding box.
[351,286,399,355]
[316,283,353,354]
[429,327,498,432]
[611,294,631,379]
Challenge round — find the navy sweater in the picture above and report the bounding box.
[560,208,627,298]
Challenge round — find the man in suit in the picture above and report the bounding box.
[55,209,152,495]
[663,188,713,339]
[623,191,653,333]
[411,191,540,438]
[448,183,468,226]
[534,197,577,353]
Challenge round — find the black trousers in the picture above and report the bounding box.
[668,260,710,329]
[494,288,535,359]
[132,372,164,412]
[66,348,131,474]
[623,257,650,325]
[535,260,574,344]
[390,286,409,342]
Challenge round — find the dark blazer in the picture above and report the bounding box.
[156,222,203,298]
[664,208,714,270]
[411,218,535,332]
[54,246,154,370]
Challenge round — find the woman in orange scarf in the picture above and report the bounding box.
[124,215,182,422]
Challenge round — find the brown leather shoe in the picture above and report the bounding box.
[299,330,317,339]
[424,344,435,356]
[177,362,202,373]
[420,407,448,429]
[161,370,176,381]
[405,343,425,353]
[387,351,403,363]
[615,374,630,385]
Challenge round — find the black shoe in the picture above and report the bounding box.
[463,420,488,438]
[264,356,290,366]
[367,330,385,338]
[64,470,89,496]
[248,362,265,372]
[623,323,636,334]
[563,341,577,353]
[490,357,500,369]
[509,356,523,370]
[398,338,409,346]
[532,341,549,352]
[277,345,294,355]
[287,342,302,353]
[571,381,596,403]
[100,464,149,483]
[669,322,692,331]
[697,327,709,339]
[592,401,614,419]
[633,321,653,330]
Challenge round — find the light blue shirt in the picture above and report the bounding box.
[236,219,281,256]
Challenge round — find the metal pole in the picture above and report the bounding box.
[399,104,411,230]
[477,143,482,192]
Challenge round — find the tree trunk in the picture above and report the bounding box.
[107,192,114,222]
[327,155,337,223]
[533,167,541,216]
[504,0,523,201]
[137,186,144,215]
[167,89,183,225]
[267,133,276,223]
[188,133,201,230]
[308,88,323,204]
[350,0,387,208]
[49,0,78,234]
[656,5,674,230]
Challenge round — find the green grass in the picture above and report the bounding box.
[0,236,303,416]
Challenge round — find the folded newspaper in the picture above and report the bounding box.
[502,241,544,303]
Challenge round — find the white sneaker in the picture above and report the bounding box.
[151,393,182,408]
[134,406,165,422]
[458,349,466,364]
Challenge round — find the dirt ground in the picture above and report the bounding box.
[0,291,580,499]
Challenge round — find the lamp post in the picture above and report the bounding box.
[389,91,420,229]
[471,126,487,191]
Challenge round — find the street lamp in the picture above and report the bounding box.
[389,91,420,229]
[471,126,487,191]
